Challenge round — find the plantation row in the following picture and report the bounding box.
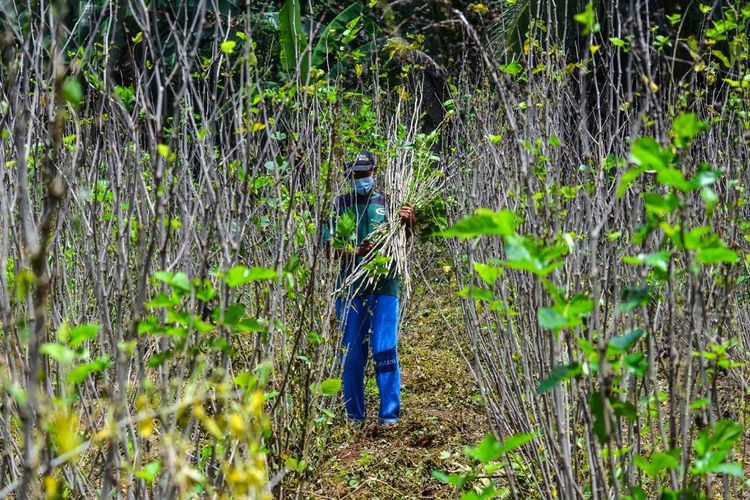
[1,0,750,498]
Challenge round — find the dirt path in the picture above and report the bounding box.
[304,279,489,499]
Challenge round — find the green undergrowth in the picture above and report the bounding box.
[303,276,489,499]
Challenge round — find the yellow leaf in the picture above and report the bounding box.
[247,465,265,487]
[251,122,266,133]
[139,416,154,438]
[44,475,58,498]
[203,417,223,438]
[589,45,601,54]
[136,394,149,411]
[355,64,363,77]
[52,411,81,456]
[157,144,170,158]
[250,390,264,418]
[227,468,246,484]
[229,413,244,437]
[468,3,489,14]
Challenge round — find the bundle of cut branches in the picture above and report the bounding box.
[340,80,446,303]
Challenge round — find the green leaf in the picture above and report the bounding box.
[574,2,600,35]
[693,168,718,187]
[135,461,163,482]
[145,292,179,309]
[431,470,468,488]
[629,137,673,171]
[154,271,192,292]
[620,286,650,313]
[171,272,192,292]
[617,167,645,198]
[473,262,503,286]
[589,392,611,444]
[40,343,77,364]
[217,303,245,325]
[696,246,738,265]
[279,0,310,80]
[319,378,342,396]
[147,349,173,368]
[464,433,501,463]
[701,187,719,211]
[440,209,518,239]
[538,307,567,330]
[703,462,743,476]
[498,61,523,77]
[693,420,742,457]
[626,486,647,500]
[220,40,237,54]
[643,192,680,213]
[536,362,581,394]
[497,432,536,454]
[611,399,637,422]
[625,352,649,377]
[623,251,670,272]
[311,2,364,67]
[457,287,494,302]
[672,112,708,148]
[692,420,744,476]
[565,294,594,317]
[608,328,646,354]
[137,316,161,335]
[69,323,100,348]
[61,77,83,108]
[68,356,111,385]
[234,317,269,333]
[634,450,680,478]
[657,168,697,192]
[224,265,277,287]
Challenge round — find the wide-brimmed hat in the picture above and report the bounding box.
[343,151,376,176]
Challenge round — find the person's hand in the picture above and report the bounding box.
[399,204,416,227]
[355,240,375,257]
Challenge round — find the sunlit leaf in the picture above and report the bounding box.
[574,2,600,35]
[224,265,277,287]
[696,246,738,264]
[440,209,518,239]
[135,461,162,482]
[220,40,237,54]
[318,378,342,396]
[41,343,77,365]
[672,112,708,148]
[629,137,673,171]
[69,323,100,348]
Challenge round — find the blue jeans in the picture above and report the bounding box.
[336,295,401,423]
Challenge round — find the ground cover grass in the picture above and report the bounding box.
[303,274,489,499]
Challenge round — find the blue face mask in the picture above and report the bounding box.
[353,176,374,195]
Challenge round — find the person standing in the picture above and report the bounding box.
[322,151,416,424]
